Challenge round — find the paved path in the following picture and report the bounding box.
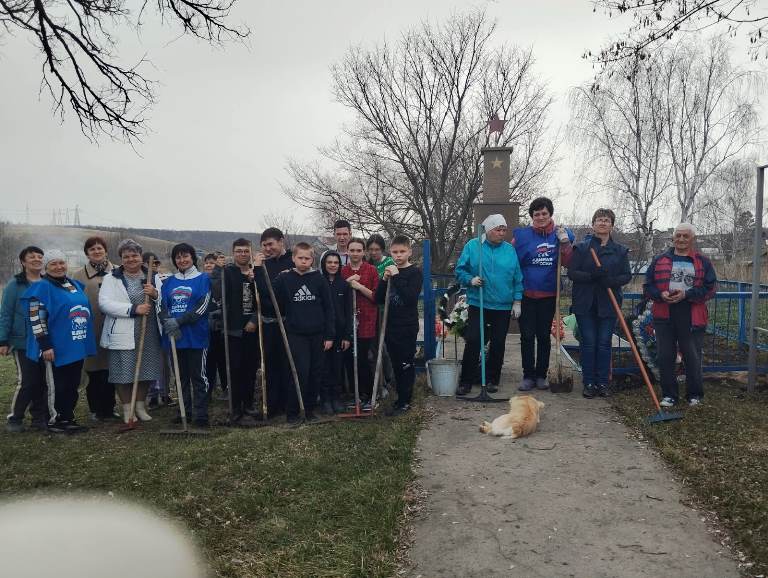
[405,335,739,578]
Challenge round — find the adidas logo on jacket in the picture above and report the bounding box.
[272,269,335,340]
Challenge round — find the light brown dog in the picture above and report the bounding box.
[479,395,545,438]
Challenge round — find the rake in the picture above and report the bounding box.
[590,248,682,424]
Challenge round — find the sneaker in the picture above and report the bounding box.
[391,404,411,416]
[48,421,69,434]
[331,399,345,413]
[660,397,676,408]
[63,421,88,434]
[485,383,499,393]
[244,407,260,417]
[688,397,701,407]
[597,384,611,398]
[305,412,319,423]
[361,401,378,412]
[582,384,597,399]
[5,420,24,433]
[456,384,472,396]
[286,414,301,425]
[518,378,536,392]
[536,378,549,390]
[29,421,49,432]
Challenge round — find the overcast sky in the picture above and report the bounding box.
[0,1,753,233]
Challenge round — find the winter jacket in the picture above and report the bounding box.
[210,264,257,336]
[0,272,38,351]
[513,222,574,298]
[72,260,114,371]
[341,261,380,339]
[455,238,523,311]
[376,265,423,329]
[567,235,631,318]
[321,251,353,342]
[272,269,335,340]
[22,275,96,366]
[253,250,295,319]
[160,266,211,350]
[643,248,717,328]
[98,266,162,351]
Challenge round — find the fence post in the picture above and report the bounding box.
[422,239,436,363]
[748,164,766,393]
[738,282,747,343]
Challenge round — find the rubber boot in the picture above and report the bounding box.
[135,401,152,422]
[122,403,132,424]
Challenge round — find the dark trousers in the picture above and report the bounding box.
[85,369,115,418]
[50,360,84,423]
[519,296,557,380]
[386,325,418,407]
[262,323,289,416]
[227,333,259,415]
[286,333,323,417]
[206,330,228,393]
[8,350,48,424]
[575,314,615,386]
[176,348,210,421]
[322,342,345,404]
[655,315,705,402]
[346,337,374,398]
[460,306,511,386]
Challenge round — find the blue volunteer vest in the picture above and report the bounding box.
[23,277,96,366]
[161,273,211,350]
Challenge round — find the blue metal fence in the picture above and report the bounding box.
[419,246,768,376]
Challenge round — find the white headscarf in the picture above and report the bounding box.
[43,249,67,268]
[481,214,507,241]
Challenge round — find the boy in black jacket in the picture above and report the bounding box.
[272,242,335,423]
[320,251,352,414]
[375,235,423,414]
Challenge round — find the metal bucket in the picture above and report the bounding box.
[427,359,460,397]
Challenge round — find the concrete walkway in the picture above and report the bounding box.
[405,335,739,578]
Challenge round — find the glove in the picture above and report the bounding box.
[591,268,607,281]
[470,276,483,287]
[511,301,521,319]
[556,226,570,244]
[162,318,182,340]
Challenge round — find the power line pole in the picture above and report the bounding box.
[73,205,81,227]
[25,202,30,225]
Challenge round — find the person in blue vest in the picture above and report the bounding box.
[513,197,575,391]
[22,249,96,434]
[455,214,524,395]
[567,209,632,398]
[2,246,46,433]
[160,243,212,427]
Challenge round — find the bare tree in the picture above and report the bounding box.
[591,0,768,63]
[569,54,672,271]
[698,158,755,266]
[0,1,247,142]
[283,10,556,272]
[658,36,761,222]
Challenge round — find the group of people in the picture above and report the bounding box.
[456,197,717,407]
[1,199,718,433]
[1,221,422,433]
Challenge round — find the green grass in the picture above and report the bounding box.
[611,381,768,575]
[0,357,422,577]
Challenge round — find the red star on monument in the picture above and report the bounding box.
[488,113,506,134]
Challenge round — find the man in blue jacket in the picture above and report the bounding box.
[455,214,524,395]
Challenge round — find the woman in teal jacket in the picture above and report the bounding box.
[1,246,46,432]
[454,214,523,395]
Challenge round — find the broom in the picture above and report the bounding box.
[549,249,573,393]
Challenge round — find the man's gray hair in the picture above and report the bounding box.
[674,223,697,236]
[117,238,143,257]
